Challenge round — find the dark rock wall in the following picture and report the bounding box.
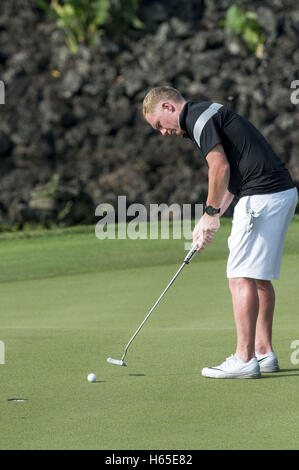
[0,0,298,225]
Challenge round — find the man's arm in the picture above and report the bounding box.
[193,144,230,250]
[205,144,230,208]
[219,189,235,216]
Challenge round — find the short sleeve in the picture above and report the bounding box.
[192,104,223,158]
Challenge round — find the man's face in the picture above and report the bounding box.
[145,101,185,136]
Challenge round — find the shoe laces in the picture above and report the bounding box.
[220,354,238,369]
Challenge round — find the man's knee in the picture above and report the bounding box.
[255,279,273,291]
[228,277,256,292]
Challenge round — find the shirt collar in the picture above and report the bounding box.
[179,101,192,140]
[178,101,190,132]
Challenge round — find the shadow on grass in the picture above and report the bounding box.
[128,374,146,377]
[262,368,299,378]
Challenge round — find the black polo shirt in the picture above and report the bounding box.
[179,101,295,198]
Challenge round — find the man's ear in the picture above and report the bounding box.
[161,102,175,112]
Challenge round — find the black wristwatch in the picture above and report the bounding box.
[204,205,221,216]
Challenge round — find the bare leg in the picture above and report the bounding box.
[228,277,259,362]
[254,280,275,354]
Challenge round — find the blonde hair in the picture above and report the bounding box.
[142,86,185,118]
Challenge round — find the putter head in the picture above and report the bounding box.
[107,357,127,367]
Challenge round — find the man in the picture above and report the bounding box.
[143,86,298,379]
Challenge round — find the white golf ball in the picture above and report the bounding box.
[87,373,96,383]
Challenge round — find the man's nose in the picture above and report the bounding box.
[160,129,167,136]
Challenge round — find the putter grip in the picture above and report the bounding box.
[184,242,199,264]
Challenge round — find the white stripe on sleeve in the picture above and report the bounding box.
[193,103,223,147]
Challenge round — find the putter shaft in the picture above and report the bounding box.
[121,261,186,362]
[107,241,199,366]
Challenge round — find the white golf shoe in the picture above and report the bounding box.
[201,354,261,379]
[255,351,279,372]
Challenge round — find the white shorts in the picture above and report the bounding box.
[227,187,298,280]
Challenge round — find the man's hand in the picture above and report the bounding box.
[192,213,220,252]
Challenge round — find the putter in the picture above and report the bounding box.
[107,240,200,367]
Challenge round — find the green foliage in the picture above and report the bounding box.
[41,172,60,199]
[37,0,143,52]
[37,0,110,52]
[108,0,144,37]
[224,5,265,56]
[58,200,73,221]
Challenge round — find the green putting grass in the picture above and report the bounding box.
[0,217,298,449]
